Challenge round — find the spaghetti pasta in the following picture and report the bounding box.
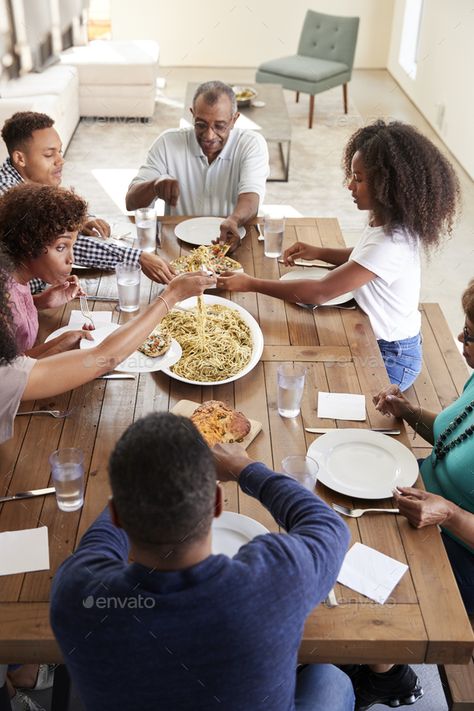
[161,303,253,382]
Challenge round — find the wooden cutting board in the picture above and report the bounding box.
[171,400,262,449]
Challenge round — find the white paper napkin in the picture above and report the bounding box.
[317,392,366,421]
[0,526,49,576]
[337,542,408,604]
[68,310,112,327]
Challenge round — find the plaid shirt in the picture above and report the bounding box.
[0,158,141,294]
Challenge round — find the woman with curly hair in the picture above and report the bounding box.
[0,183,93,358]
[219,120,461,390]
[0,250,215,444]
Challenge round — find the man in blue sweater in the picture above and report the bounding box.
[50,412,354,711]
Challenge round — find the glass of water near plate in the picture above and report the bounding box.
[135,206,157,252]
[277,363,306,418]
[263,215,285,258]
[49,448,85,512]
[115,263,141,312]
[281,455,318,491]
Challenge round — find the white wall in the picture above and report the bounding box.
[110,0,394,68]
[388,0,474,179]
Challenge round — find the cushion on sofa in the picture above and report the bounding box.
[59,40,159,85]
[0,65,79,98]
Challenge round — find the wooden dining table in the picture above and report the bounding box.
[0,216,472,668]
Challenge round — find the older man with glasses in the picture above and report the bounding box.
[125,80,269,251]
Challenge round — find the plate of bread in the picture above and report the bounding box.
[79,323,182,373]
[171,399,262,449]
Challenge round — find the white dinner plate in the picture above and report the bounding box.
[175,217,246,246]
[45,324,182,374]
[280,268,353,307]
[161,294,264,386]
[212,511,269,557]
[307,429,419,499]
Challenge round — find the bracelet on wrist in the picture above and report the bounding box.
[156,294,170,313]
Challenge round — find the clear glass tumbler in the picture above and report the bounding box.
[135,207,157,252]
[49,448,85,512]
[281,455,319,491]
[277,363,306,417]
[115,263,141,312]
[263,215,285,258]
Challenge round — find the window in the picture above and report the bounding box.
[88,0,111,41]
[399,0,424,79]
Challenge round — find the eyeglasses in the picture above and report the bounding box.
[463,326,474,345]
[193,119,233,136]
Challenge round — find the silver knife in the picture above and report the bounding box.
[305,427,400,435]
[278,259,335,269]
[0,487,55,504]
[97,374,135,380]
[84,295,119,302]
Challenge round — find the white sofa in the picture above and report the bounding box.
[0,39,160,162]
[0,64,80,162]
[59,40,160,118]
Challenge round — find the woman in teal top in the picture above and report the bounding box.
[346,282,474,711]
[374,279,474,614]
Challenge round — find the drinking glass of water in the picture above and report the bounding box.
[263,215,285,258]
[49,448,85,512]
[281,455,318,491]
[116,263,141,312]
[135,207,157,252]
[277,363,306,418]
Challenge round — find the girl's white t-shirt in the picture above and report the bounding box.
[349,225,421,342]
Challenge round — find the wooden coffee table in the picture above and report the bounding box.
[184,82,291,182]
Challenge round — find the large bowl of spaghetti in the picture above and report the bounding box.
[160,295,264,386]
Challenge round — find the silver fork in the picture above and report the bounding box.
[79,294,95,329]
[332,503,399,518]
[16,409,72,419]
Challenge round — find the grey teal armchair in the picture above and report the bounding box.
[256,10,359,128]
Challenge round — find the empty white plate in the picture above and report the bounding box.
[280,268,353,307]
[175,217,245,246]
[212,511,269,557]
[307,429,419,499]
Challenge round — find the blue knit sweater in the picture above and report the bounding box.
[50,462,350,711]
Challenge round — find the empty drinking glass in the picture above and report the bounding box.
[277,364,306,418]
[281,455,319,491]
[116,263,141,312]
[49,448,85,512]
[263,215,285,258]
[135,207,157,252]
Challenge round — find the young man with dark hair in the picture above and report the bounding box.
[50,412,354,711]
[126,80,269,250]
[0,111,175,292]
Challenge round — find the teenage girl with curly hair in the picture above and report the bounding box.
[220,120,461,390]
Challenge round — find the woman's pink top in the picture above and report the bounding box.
[9,279,39,353]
